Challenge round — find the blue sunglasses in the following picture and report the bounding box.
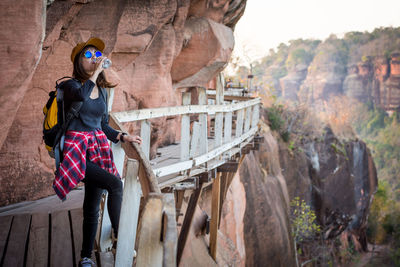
[84,50,102,58]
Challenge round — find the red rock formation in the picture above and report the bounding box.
[0,0,45,149]
[383,52,400,113]
[0,0,246,206]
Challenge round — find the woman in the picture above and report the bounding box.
[52,37,142,267]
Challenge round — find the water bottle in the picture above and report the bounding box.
[102,58,112,69]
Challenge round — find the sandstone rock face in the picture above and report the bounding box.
[0,0,246,206]
[240,125,295,267]
[171,17,234,89]
[279,126,378,252]
[299,39,347,102]
[0,0,46,149]
[343,62,372,103]
[280,64,308,101]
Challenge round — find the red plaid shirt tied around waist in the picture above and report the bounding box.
[53,129,120,201]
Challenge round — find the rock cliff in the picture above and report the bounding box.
[251,28,400,113]
[0,0,245,206]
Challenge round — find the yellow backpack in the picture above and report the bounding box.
[42,77,82,167]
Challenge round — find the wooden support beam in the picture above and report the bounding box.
[177,183,204,264]
[242,143,253,155]
[109,114,160,195]
[175,190,185,222]
[209,172,221,260]
[173,177,199,191]
[217,161,239,172]
[254,135,265,143]
[136,193,164,267]
[162,194,178,267]
[217,172,229,229]
[198,169,217,184]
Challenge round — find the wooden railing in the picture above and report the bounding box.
[98,74,261,266]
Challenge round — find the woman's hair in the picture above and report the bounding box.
[72,45,117,88]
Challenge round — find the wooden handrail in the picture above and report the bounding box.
[109,114,161,195]
[112,98,261,123]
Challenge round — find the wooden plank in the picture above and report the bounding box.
[214,112,224,149]
[3,214,30,267]
[106,88,115,113]
[70,208,83,266]
[109,114,160,195]
[112,98,261,122]
[189,121,201,158]
[180,92,191,161]
[162,194,177,267]
[98,251,114,267]
[235,109,244,137]
[224,112,232,144]
[175,190,185,222]
[136,194,164,267]
[198,88,208,155]
[50,210,73,267]
[218,173,229,229]
[111,141,125,176]
[115,159,141,267]
[207,94,254,101]
[177,184,204,264]
[140,120,151,160]
[0,215,13,264]
[209,173,221,260]
[98,194,113,252]
[244,106,252,133]
[26,213,49,267]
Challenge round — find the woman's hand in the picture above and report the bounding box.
[122,134,143,145]
[89,57,106,83]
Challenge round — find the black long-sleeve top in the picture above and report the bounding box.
[61,79,119,143]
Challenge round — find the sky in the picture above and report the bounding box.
[233,0,400,66]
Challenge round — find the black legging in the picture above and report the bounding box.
[80,160,123,258]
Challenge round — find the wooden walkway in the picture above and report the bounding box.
[0,190,116,267]
[0,74,263,266]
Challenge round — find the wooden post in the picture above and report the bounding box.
[109,114,160,195]
[190,121,201,158]
[177,183,204,264]
[235,109,244,138]
[181,92,191,161]
[198,88,208,155]
[252,103,260,129]
[162,193,178,267]
[215,74,224,149]
[209,172,221,261]
[115,159,141,267]
[244,106,252,133]
[141,120,151,160]
[224,112,232,144]
[136,193,164,267]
